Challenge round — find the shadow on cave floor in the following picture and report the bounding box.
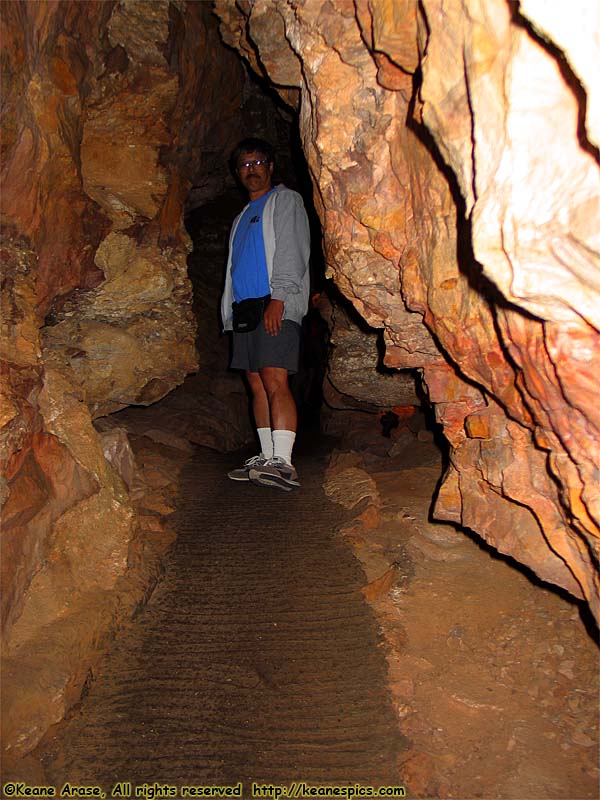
[38,436,407,792]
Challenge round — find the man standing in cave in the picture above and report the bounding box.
[221,137,310,491]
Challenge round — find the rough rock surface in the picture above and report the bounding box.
[43,231,196,417]
[214,0,600,620]
[2,366,136,756]
[321,293,418,410]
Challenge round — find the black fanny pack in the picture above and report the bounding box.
[232,294,271,333]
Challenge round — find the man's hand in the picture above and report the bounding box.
[263,298,285,336]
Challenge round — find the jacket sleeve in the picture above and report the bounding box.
[270,191,310,304]
[221,211,242,331]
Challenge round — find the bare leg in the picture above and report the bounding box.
[259,366,297,432]
[246,370,270,428]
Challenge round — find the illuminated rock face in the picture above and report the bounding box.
[214,0,600,619]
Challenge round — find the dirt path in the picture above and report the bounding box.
[40,444,406,794]
[322,428,599,800]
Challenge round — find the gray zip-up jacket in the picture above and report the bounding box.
[221,184,311,331]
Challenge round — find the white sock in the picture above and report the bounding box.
[272,429,296,465]
[257,427,273,458]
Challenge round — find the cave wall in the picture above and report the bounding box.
[0,0,254,755]
[214,0,600,620]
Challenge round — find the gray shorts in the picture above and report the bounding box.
[231,319,301,374]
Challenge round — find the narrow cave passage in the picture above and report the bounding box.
[35,139,411,793]
[14,62,600,800]
[31,184,598,800]
[3,2,599,797]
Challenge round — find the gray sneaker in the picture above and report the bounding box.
[249,456,300,491]
[227,454,268,482]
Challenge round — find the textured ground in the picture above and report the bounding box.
[322,419,600,800]
[12,422,599,800]
[38,442,407,794]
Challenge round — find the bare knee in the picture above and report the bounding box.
[246,370,266,397]
[259,367,289,399]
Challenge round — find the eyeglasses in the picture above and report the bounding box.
[238,159,269,171]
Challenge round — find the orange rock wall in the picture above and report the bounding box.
[214,0,600,620]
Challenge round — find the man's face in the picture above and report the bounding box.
[237,150,273,200]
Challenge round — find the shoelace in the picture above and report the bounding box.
[244,454,266,467]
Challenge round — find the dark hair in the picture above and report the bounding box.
[230,137,275,172]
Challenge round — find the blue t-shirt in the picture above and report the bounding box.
[231,188,275,302]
